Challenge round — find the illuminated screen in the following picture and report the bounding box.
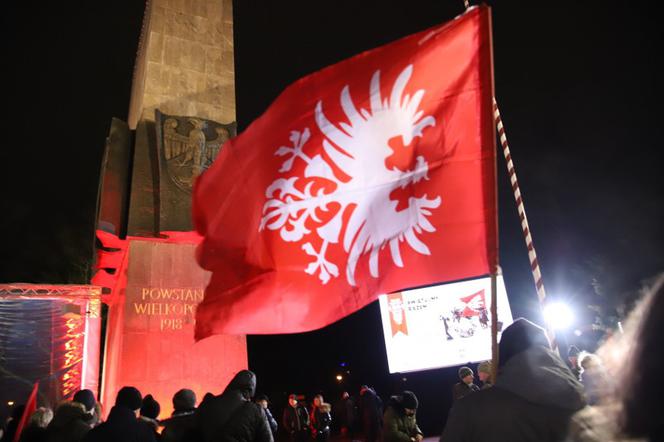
[378,276,513,373]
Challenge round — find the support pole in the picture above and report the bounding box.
[490,270,498,383]
[492,97,557,350]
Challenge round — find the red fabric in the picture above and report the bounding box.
[193,6,496,337]
[460,289,486,317]
[13,382,38,442]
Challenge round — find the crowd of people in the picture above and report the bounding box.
[3,277,662,442]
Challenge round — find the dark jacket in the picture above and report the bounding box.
[440,346,586,442]
[45,402,91,442]
[19,425,48,442]
[332,397,355,430]
[452,382,480,401]
[83,405,156,442]
[382,397,423,442]
[138,417,161,441]
[359,389,383,428]
[263,407,278,436]
[161,410,197,442]
[282,405,310,434]
[196,370,272,442]
[310,407,331,438]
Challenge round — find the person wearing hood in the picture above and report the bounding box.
[383,391,423,442]
[195,369,273,442]
[139,395,161,440]
[83,386,156,442]
[440,318,586,442]
[161,389,198,442]
[45,401,91,442]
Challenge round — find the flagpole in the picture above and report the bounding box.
[492,97,557,351]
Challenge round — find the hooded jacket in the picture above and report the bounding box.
[196,370,273,442]
[45,402,91,442]
[383,396,423,442]
[440,346,586,442]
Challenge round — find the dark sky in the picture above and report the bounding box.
[1,0,663,435]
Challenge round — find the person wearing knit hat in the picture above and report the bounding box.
[440,318,585,442]
[476,361,493,390]
[139,394,161,439]
[161,389,198,442]
[84,386,157,442]
[383,391,423,442]
[73,389,96,414]
[452,366,480,402]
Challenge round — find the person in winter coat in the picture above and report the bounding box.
[139,395,161,440]
[19,407,52,442]
[382,391,423,442]
[254,394,277,437]
[282,394,310,442]
[161,389,198,442]
[71,390,97,427]
[332,392,355,436]
[83,386,156,442]
[45,401,91,442]
[452,367,480,401]
[440,318,586,442]
[358,386,383,442]
[309,396,331,442]
[195,369,272,442]
[476,361,493,390]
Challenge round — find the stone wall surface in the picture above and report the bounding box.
[129,0,235,128]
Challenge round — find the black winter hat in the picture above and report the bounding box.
[141,394,160,419]
[401,391,418,410]
[254,393,269,403]
[73,389,96,412]
[115,386,143,411]
[498,318,550,367]
[173,389,196,411]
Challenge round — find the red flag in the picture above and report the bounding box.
[193,6,496,337]
[13,382,38,442]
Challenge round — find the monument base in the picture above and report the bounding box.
[95,232,247,417]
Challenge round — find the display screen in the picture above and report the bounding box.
[378,276,513,373]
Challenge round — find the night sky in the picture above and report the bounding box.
[1,1,663,435]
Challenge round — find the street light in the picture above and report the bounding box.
[336,374,343,382]
[543,302,574,330]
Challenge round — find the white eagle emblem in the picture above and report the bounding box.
[259,65,442,286]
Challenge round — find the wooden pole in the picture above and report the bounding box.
[490,270,499,383]
[493,97,557,350]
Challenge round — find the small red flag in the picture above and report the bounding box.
[193,6,496,337]
[13,382,38,442]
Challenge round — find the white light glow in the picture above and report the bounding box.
[543,302,574,330]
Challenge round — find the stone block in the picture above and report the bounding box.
[222,0,233,23]
[205,46,223,75]
[151,5,166,34]
[146,31,164,64]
